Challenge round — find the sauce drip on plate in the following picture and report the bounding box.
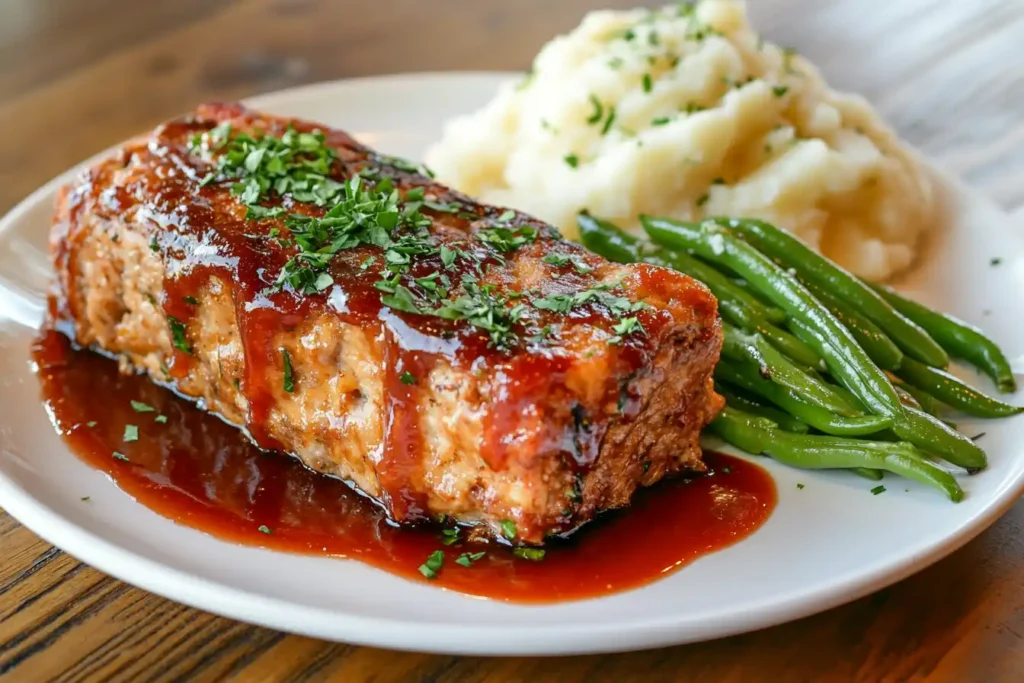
[33,330,776,603]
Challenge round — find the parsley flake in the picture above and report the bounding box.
[113,452,129,462]
[455,551,486,567]
[772,85,790,98]
[400,371,417,385]
[512,548,546,561]
[418,550,445,579]
[441,528,460,546]
[871,485,886,495]
[500,519,517,539]
[130,400,155,413]
[600,106,617,136]
[642,73,653,93]
[281,349,295,393]
[168,317,192,354]
[123,425,139,442]
[586,95,604,125]
[86,421,97,428]
[608,316,645,345]
[155,415,168,424]
[258,525,272,534]
[476,225,537,253]
[564,153,579,169]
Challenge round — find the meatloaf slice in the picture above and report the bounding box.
[49,103,723,545]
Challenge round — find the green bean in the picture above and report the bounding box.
[714,361,891,436]
[897,357,1023,419]
[715,217,949,367]
[714,382,810,433]
[709,407,964,502]
[787,316,987,470]
[642,216,904,416]
[873,284,1017,393]
[577,213,781,319]
[577,214,817,366]
[802,281,903,371]
[889,376,940,416]
[893,407,987,472]
[721,324,858,415]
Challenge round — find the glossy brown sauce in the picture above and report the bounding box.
[34,330,776,603]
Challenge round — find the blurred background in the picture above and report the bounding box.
[1,0,1022,220]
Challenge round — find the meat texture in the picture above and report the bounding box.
[49,103,723,545]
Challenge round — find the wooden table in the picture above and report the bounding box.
[2,1,1023,680]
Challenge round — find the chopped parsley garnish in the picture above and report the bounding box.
[871,485,886,495]
[155,415,168,424]
[496,209,516,222]
[721,466,732,474]
[399,371,417,385]
[586,95,604,125]
[258,525,272,534]
[696,193,710,207]
[512,548,546,561]
[990,257,1003,266]
[418,550,445,579]
[500,519,517,540]
[113,452,129,462]
[281,349,295,393]
[642,73,653,93]
[130,400,155,413]
[441,528,460,545]
[651,116,672,126]
[80,496,91,502]
[534,284,646,317]
[123,425,139,443]
[796,483,805,490]
[608,316,645,344]
[475,225,537,253]
[168,317,191,354]
[641,461,651,473]
[86,421,97,428]
[149,236,159,252]
[183,296,199,305]
[189,123,340,215]
[772,85,789,98]
[542,253,594,274]
[433,281,525,350]
[564,153,579,169]
[274,176,429,294]
[600,106,617,136]
[455,551,486,567]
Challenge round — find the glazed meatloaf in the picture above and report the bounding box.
[49,103,723,545]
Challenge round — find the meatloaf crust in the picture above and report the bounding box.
[49,103,723,545]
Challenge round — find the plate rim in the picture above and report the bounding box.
[1,71,1023,656]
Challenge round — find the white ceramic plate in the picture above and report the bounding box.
[1,73,1023,656]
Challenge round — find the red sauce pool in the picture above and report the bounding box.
[33,330,776,603]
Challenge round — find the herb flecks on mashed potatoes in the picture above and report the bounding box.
[425,1,934,281]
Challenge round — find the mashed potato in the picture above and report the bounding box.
[425,0,934,281]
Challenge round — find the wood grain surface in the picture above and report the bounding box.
[2,1,1023,680]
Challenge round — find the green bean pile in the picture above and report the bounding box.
[577,213,1022,501]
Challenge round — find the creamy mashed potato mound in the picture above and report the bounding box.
[425,0,935,281]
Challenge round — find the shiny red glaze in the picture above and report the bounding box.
[33,331,776,603]
[49,103,720,526]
